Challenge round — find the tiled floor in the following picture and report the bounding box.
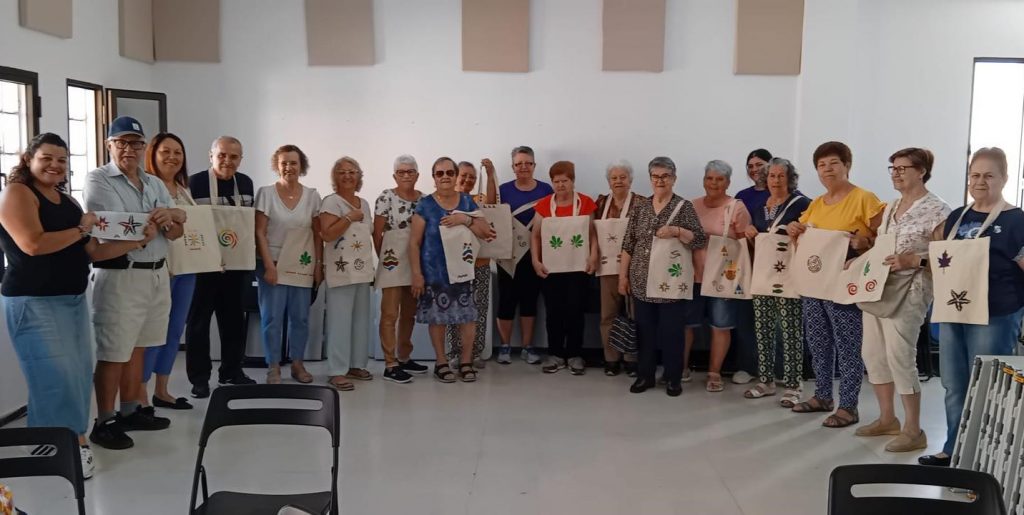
[3,356,948,514]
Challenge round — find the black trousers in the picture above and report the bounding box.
[635,298,688,384]
[542,272,588,360]
[186,270,249,385]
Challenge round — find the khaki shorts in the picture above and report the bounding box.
[92,267,171,363]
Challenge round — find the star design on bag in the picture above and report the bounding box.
[659,282,670,292]
[335,256,348,272]
[947,290,971,312]
[678,283,689,293]
[96,217,109,231]
[351,240,364,251]
[119,215,142,236]
[606,234,618,243]
[773,260,787,273]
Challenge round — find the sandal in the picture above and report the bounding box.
[345,369,373,381]
[705,372,724,393]
[290,364,313,384]
[823,408,860,428]
[434,363,456,383]
[743,382,776,399]
[604,361,621,377]
[791,396,834,414]
[779,388,801,408]
[328,377,354,391]
[458,364,478,383]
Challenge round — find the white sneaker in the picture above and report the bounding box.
[731,371,755,384]
[80,446,95,480]
[681,368,693,383]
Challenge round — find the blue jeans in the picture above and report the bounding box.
[257,262,312,365]
[4,294,93,435]
[939,306,1024,454]
[143,274,196,381]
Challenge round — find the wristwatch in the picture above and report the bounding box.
[919,258,928,269]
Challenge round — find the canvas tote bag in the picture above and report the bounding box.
[793,227,850,300]
[539,193,591,274]
[439,211,482,284]
[497,200,539,277]
[209,173,256,271]
[594,193,633,277]
[929,201,1005,325]
[645,200,694,301]
[168,200,223,275]
[275,227,316,288]
[832,232,895,305]
[374,194,414,289]
[700,201,753,300]
[750,196,804,298]
[477,204,513,259]
[324,198,375,288]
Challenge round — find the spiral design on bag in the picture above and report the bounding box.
[219,229,238,249]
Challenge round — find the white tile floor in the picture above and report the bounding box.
[3,356,949,515]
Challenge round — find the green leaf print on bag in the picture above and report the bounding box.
[668,263,682,277]
[570,234,584,248]
[549,236,564,249]
[299,251,312,267]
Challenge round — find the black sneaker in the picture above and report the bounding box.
[119,406,170,431]
[399,360,428,375]
[89,418,134,450]
[383,366,413,384]
[191,383,211,398]
[218,372,256,386]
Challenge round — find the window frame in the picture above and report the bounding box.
[0,65,42,282]
[65,79,104,203]
[965,57,1024,205]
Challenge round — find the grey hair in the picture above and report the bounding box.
[647,156,676,175]
[704,159,732,180]
[606,159,634,181]
[511,146,534,159]
[766,157,799,193]
[331,156,364,192]
[210,135,242,154]
[393,154,417,171]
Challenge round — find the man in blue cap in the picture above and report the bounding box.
[85,116,186,450]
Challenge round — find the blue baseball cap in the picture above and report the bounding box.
[108,116,145,138]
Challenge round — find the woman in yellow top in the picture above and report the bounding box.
[787,141,885,428]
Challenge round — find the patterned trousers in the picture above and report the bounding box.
[446,265,490,362]
[802,297,864,409]
[752,295,803,388]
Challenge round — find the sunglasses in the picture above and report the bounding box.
[433,169,457,178]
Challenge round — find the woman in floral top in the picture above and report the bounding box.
[620,156,707,397]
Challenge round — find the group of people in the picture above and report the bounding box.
[2,116,1023,481]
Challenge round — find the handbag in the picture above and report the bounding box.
[857,200,912,318]
[608,296,638,355]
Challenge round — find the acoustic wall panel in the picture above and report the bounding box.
[462,0,530,73]
[152,0,221,62]
[18,0,72,39]
[602,0,665,72]
[735,0,804,75]
[119,0,154,63]
[305,0,376,66]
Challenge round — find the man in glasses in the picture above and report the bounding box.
[85,116,185,450]
[495,146,553,365]
[185,136,257,399]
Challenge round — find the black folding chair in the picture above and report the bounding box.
[829,464,1006,515]
[188,384,340,515]
[0,427,86,515]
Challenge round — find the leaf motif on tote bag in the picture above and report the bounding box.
[570,234,584,248]
[550,236,564,249]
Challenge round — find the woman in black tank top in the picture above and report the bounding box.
[0,134,155,478]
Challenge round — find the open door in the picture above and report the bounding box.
[106,88,167,139]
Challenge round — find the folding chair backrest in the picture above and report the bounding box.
[0,427,86,515]
[829,464,1006,515]
[199,384,340,448]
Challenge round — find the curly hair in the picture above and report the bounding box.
[9,133,69,191]
[271,144,310,176]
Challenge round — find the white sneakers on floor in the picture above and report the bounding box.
[80,446,95,480]
[731,371,755,384]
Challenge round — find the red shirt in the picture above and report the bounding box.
[534,193,598,218]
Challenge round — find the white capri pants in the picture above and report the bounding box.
[861,275,930,395]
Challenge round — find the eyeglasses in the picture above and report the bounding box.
[394,169,417,176]
[650,173,675,183]
[111,139,146,150]
[433,169,457,178]
[887,165,916,176]
[513,161,535,168]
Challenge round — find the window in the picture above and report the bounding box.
[67,80,103,204]
[967,58,1024,205]
[0,66,40,282]
[0,66,39,183]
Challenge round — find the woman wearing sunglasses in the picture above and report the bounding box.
[409,157,495,382]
